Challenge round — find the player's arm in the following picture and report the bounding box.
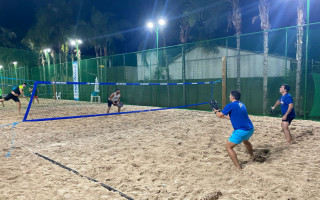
[108,93,115,104]
[19,88,25,98]
[213,109,229,119]
[271,100,280,110]
[117,95,121,105]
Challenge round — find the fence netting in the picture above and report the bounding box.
[1,23,320,119]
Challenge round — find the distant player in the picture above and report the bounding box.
[0,88,4,107]
[107,89,121,114]
[214,90,254,170]
[271,84,295,144]
[0,83,27,115]
[29,86,39,103]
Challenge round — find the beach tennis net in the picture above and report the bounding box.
[23,80,221,122]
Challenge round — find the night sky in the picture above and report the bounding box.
[0,0,319,54]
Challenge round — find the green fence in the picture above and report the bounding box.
[23,22,320,119]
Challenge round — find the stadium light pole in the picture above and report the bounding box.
[0,65,3,79]
[146,19,166,69]
[303,0,310,119]
[43,48,51,80]
[70,39,82,61]
[146,18,166,106]
[12,61,18,84]
[70,39,83,82]
[0,65,3,90]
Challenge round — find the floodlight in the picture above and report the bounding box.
[70,40,76,46]
[158,18,166,26]
[147,22,154,29]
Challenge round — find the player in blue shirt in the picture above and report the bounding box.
[214,90,254,170]
[271,84,295,144]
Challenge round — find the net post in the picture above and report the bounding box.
[23,81,39,122]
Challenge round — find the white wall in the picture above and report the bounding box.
[137,47,291,80]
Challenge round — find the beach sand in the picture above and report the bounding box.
[1,101,319,199]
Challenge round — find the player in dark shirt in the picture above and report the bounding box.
[0,83,27,114]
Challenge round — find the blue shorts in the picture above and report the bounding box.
[229,128,254,144]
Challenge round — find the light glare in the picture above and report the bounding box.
[44,48,51,53]
[147,22,154,29]
[158,19,166,26]
[70,39,82,45]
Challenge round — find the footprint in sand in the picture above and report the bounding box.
[200,191,223,200]
[254,149,270,163]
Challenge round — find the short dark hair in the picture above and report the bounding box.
[230,90,241,100]
[23,83,27,86]
[115,88,120,92]
[282,84,290,92]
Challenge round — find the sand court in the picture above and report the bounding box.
[1,103,320,199]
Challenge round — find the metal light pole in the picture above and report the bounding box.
[0,65,3,95]
[12,62,18,84]
[304,0,310,119]
[70,39,82,61]
[43,48,51,80]
[147,18,166,106]
[147,19,166,74]
[70,39,83,82]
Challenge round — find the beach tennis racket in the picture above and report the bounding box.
[269,107,275,116]
[117,102,124,107]
[210,99,220,111]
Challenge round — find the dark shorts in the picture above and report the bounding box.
[282,116,295,125]
[4,93,20,102]
[108,100,118,107]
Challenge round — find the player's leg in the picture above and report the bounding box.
[107,100,112,114]
[242,129,254,159]
[36,96,39,103]
[0,96,4,107]
[118,106,121,113]
[281,121,292,144]
[2,93,13,106]
[243,140,254,159]
[17,101,21,115]
[12,96,21,115]
[226,141,241,170]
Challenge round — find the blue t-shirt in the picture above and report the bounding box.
[279,93,295,118]
[221,101,254,131]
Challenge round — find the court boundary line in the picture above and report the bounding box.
[35,153,134,200]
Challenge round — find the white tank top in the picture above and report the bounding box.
[110,92,120,101]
